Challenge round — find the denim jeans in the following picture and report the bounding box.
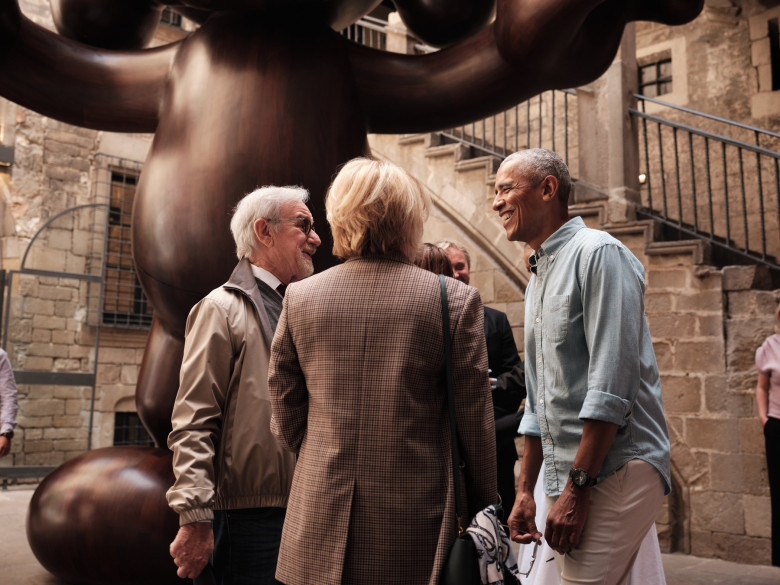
[212,507,286,585]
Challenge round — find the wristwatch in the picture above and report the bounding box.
[0,431,13,439]
[569,467,598,488]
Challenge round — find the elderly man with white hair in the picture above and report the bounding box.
[166,185,321,584]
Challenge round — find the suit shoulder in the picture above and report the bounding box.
[483,305,507,320]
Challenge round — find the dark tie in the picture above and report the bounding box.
[276,283,286,297]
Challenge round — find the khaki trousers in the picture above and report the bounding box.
[546,459,665,585]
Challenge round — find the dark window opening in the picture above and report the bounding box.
[639,58,673,98]
[103,171,153,328]
[161,8,183,28]
[770,18,780,91]
[113,412,154,447]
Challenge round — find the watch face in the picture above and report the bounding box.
[572,469,587,486]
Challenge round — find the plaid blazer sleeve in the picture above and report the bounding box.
[268,296,308,454]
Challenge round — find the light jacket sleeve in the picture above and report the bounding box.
[166,297,235,525]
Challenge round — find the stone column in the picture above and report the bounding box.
[575,25,641,224]
[385,12,414,55]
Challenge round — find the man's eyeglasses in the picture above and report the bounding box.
[270,216,314,236]
[516,538,541,578]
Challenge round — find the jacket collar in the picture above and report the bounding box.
[223,258,274,348]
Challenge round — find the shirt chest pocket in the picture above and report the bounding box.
[542,294,569,343]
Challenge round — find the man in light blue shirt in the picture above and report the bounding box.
[496,149,670,584]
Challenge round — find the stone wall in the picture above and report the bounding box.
[604,228,778,564]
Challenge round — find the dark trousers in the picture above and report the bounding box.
[765,417,780,566]
[212,507,286,585]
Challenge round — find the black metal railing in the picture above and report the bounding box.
[631,95,780,269]
[439,89,579,172]
[341,15,388,50]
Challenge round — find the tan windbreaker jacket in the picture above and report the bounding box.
[166,259,296,525]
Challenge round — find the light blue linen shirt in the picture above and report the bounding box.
[519,216,671,496]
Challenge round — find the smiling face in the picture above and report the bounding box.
[492,161,551,246]
[444,246,470,284]
[255,201,321,284]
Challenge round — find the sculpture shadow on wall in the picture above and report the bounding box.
[0,0,703,582]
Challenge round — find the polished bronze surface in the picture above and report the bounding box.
[393,0,495,46]
[27,446,180,585]
[50,0,163,49]
[0,1,703,582]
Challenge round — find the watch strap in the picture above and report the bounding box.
[569,467,597,487]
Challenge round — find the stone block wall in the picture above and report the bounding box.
[612,237,777,564]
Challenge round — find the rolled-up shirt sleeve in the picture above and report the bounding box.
[579,242,644,425]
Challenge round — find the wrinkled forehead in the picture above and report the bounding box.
[280,200,313,219]
[495,160,528,189]
[447,247,467,265]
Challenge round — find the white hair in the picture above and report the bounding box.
[501,148,572,205]
[230,185,310,260]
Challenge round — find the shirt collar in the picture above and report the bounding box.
[536,216,586,262]
[250,263,283,291]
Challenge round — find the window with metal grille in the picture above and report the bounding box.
[161,7,182,28]
[103,171,153,328]
[639,58,673,97]
[770,18,780,91]
[113,412,154,446]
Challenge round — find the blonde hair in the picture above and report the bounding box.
[326,157,429,260]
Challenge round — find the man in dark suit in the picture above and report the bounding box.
[438,240,526,512]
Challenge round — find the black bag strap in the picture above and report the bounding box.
[439,274,466,533]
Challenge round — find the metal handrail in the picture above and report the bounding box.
[630,109,780,158]
[633,94,780,142]
[439,89,579,169]
[632,95,780,269]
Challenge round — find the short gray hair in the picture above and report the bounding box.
[501,148,572,206]
[435,240,470,268]
[230,186,310,260]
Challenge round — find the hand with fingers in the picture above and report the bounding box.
[507,489,543,545]
[169,521,213,580]
[544,483,591,555]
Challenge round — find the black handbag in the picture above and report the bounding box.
[438,274,481,585]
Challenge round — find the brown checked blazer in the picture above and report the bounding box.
[268,254,497,585]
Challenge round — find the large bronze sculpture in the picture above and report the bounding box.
[1,0,702,583]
